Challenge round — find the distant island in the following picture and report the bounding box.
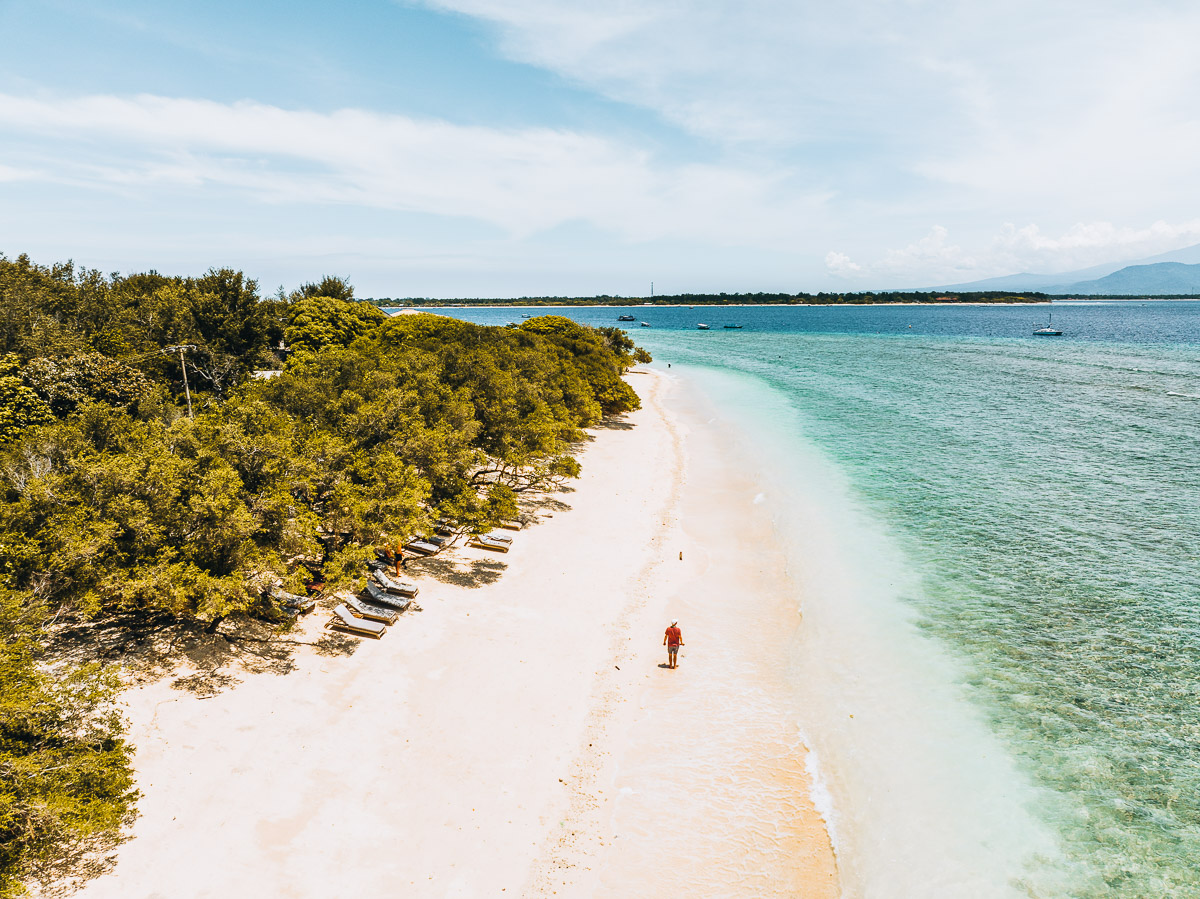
[366,276,1200,307]
[367,291,1052,307]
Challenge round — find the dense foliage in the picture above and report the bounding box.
[0,252,648,894]
[0,590,137,898]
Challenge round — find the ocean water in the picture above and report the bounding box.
[410,302,1200,897]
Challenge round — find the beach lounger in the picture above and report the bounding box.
[270,586,316,614]
[483,532,512,545]
[497,519,522,531]
[344,595,400,624]
[372,569,419,597]
[365,581,413,611]
[468,534,510,553]
[404,540,440,556]
[328,604,387,638]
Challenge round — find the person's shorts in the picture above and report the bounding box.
[668,644,679,655]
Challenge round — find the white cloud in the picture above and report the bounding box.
[411,0,1200,226]
[824,251,860,276]
[830,219,1200,285]
[994,221,1200,260]
[0,92,827,248]
[0,164,37,182]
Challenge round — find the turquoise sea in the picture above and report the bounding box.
[400,302,1200,897]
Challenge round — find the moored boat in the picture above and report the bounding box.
[1033,312,1062,336]
[697,323,710,330]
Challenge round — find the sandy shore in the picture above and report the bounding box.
[74,368,838,899]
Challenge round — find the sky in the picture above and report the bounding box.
[1,0,1199,297]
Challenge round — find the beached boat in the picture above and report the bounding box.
[1033,313,1062,336]
[697,323,710,330]
[617,314,636,321]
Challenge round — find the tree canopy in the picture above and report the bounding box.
[0,252,650,895]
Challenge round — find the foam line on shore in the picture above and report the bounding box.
[677,361,1063,898]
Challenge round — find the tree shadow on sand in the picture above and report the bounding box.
[48,600,358,694]
[589,413,634,431]
[411,554,507,589]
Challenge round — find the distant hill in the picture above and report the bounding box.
[937,242,1200,294]
[1063,261,1200,295]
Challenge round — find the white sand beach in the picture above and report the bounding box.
[75,368,839,899]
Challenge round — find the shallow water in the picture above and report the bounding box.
[423,302,1200,897]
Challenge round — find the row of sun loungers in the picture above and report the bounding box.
[329,521,522,635]
[326,568,421,638]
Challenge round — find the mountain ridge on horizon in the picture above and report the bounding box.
[932,241,1200,294]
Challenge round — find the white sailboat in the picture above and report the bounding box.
[1033,312,1062,336]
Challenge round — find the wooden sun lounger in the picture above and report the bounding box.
[344,595,399,624]
[328,604,387,638]
[497,519,522,531]
[483,532,512,545]
[270,587,316,614]
[469,535,510,553]
[365,581,413,611]
[373,569,419,597]
[405,540,440,555]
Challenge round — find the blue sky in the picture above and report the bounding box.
[2,0,1199,297]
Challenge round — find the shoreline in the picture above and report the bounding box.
[379,298,1198,310]
[72,368,838,898]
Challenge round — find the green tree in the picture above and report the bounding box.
[284,297,386,354]
[0,356,53,445]
[0,589,137,898]
[292,275,355,302]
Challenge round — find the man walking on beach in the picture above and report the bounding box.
[664,619,683,669]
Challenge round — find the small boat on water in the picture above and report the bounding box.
[640,321,650,327]
[617,314,637,321]
[723,324,743,329]
[697,323,710,330]
[1033,313,1062,336]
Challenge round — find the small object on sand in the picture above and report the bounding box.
[679,551,683,560]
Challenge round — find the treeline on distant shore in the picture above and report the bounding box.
[0,252,649,897]
[365,290,1050,306]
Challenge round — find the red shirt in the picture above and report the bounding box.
[665,626,681,646]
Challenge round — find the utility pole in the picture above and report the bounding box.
[165,345,196,418]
